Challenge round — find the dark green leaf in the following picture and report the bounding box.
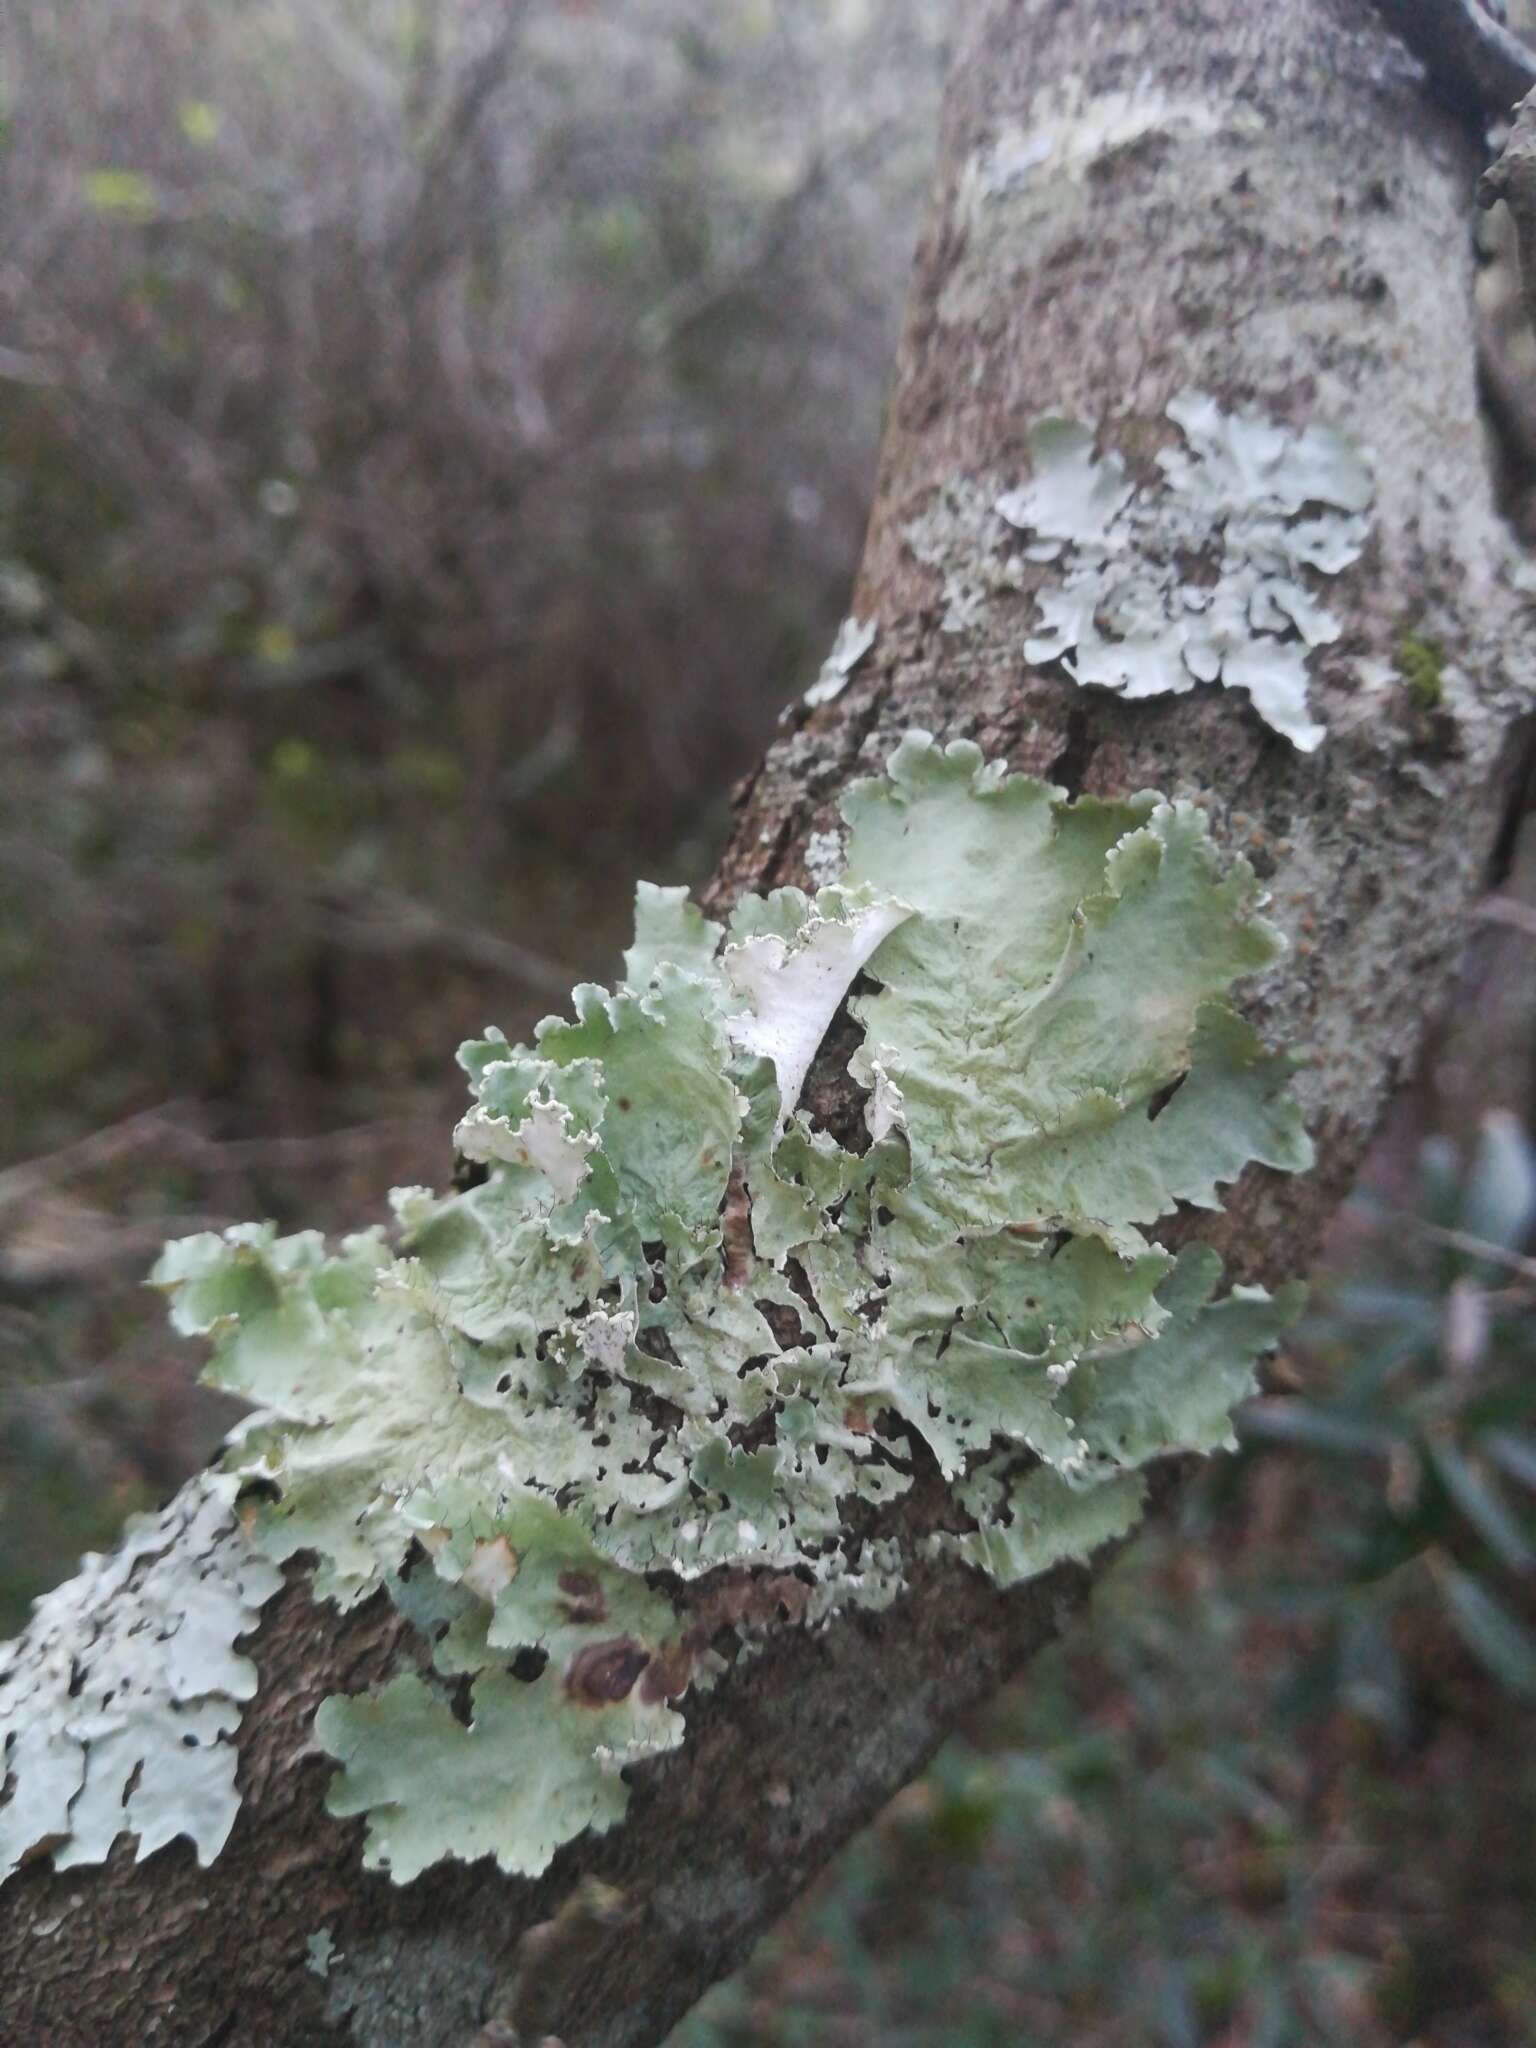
[1439,1564,1536,1698]
[1459,1112,1536,1254]
[1426,1441,1534,1572]
[1239,1398,1397,1456]
[1482,1429,1536,1497]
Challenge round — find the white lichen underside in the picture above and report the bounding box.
[802,614,876,707]
[0,732,1312,1889]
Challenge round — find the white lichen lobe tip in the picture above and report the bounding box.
[803,614,876,706]
[725,891,912,1131]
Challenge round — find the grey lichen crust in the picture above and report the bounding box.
[0,733,1312,1888]
[906,394,1373,751]
[0,1474,282,1882]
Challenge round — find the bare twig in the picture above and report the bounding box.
[0,1213,236,1295]
[315,879,578,999]
[172,1118,438,1171]
[1389,1210,1536,1284]
[1372,0,1536,121]
[0,1107,439,1219]
[0,1106,194,1217]
[1479,892,1536,937]
[286,0,404,115]
[0,342,56,386]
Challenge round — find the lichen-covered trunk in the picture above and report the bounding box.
[2,2,1532,2043]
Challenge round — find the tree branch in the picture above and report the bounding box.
[1371,0,1536,120]
[4,2,1535,2044]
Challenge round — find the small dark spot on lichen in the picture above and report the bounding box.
[639,1638,697,1704]
[557,1568,608,1625]
[1146,1076,1184,1121]
[565,1636,651,1706]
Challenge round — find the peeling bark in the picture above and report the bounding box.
[3,2,1534,2043]
[1483,85,1536,337]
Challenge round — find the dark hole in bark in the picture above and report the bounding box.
[1147,1075,1185,1121]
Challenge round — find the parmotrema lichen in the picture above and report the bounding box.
[0,731,1312,1887]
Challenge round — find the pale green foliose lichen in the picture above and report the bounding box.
[906,394,1373,751]
[0,732,1311,1889]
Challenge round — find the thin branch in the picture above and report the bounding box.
[0,1213,236,1294]
[0,1105,194,1216]
[1372,0,1536,120]
[1478,892,1536,937]
[0,1108,438,1218]
[315,880,579,999]
[173,1117,438,1171]
[1388,1210,1536,1285]
[0,342,56,386]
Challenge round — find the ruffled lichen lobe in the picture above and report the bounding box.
[0,732,1312,1889]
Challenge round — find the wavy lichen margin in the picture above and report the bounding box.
[0,731,1311,1886]
[906,393,1374,751]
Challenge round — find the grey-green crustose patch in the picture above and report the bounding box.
[0,731,1310,1887]
[0,1474,282,1884]
[905,394,1374,751]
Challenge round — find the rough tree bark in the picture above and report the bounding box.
[3,2,1534,2043]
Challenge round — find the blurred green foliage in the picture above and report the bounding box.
[677,1511,1536,2045]
[0,0,945,1157]
[1234,1114,1536,1723]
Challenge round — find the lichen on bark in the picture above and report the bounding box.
[0,1476,282,1884]
[4,4,1531,2036]
[905,392,1374,751]
[1,731,1311,1889]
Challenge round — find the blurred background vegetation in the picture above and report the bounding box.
[2,3,1535,2043]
